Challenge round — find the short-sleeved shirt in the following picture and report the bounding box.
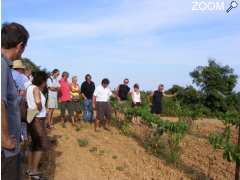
[59,79,71,102]
[1,55,21,157]
[47,76,60,98]
[11,69,29,91]
[93,85,112,102]
[81,81,95,99]
[118,84,130,101]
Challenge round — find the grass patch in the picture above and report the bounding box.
[112,155,118,159]
[61,123,66,128]
[77,138,89,147]
[99,150,105,156]
[89,147,98,153]
[75,126,81,132]
[116,166,124,171]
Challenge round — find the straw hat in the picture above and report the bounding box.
[13,60,25,69]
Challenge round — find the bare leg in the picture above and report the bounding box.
[61,116,65,124]
[71,116,75,125]
[95,119,100,131]
[31,151,43,173]
[76,112,81,123]
[104,119,110,130]
[27,150,33,171]
[47,108,54,127]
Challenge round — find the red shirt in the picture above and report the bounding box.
[59,79,71,102]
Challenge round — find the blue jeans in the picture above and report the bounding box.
[83,99,93,122]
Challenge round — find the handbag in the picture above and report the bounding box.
[27,108,39,123]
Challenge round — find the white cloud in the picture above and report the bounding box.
[22,0,195,40]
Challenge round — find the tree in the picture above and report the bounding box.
[166,85,184,94]
[22,57,41,73]
[22,57,50,96]
[190,59,238,113]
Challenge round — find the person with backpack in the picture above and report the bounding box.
[46,69,60,129]
[81,74,95,122]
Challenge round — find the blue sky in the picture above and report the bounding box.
[2,0,240,91]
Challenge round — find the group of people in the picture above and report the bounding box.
[46,71,95,128]
[1,22,171,180]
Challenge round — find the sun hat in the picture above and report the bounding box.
[13,60,25,69]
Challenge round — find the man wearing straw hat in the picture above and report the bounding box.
[12,60,29,93]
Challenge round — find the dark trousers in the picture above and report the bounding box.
[1,153,21,180]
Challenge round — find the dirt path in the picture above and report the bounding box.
[48,122,188,180]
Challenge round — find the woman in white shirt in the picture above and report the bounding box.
[131,84,141,107]
[26,71,48,179]
[131,84,142,125]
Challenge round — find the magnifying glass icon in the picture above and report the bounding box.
[226,1,238,13]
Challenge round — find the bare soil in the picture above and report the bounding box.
[35,112,236,180]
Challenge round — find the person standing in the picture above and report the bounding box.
[81,74,95,122]
[1,22,29,180]
[26,71,49,179]
[70,76,81,123]
[46,69,60,129]
[117,78,130,101]
[131,84,142,107]
[11,60,28,94]
[151,84,174,114]
[59,72,75,125]
[11,60,29,142]
[93,78,116,132]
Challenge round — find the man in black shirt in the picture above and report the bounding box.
[81,74,95,122]
[117,78,130,101]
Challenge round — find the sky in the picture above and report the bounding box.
[2,0,240,91]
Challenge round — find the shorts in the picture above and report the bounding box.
[60,101,73,117]
[47,96,58,109]
[132,102,141,107]
[28,117,48,151]
[71,100,82,113]
[96,102,112,121]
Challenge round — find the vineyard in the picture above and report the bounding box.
[21,59,240,179]
[37,103,239,180]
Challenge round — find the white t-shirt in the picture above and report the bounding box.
[132,90,141,103]
[93,85,112,102]
[47,76,60,98]
[27,85,46,118]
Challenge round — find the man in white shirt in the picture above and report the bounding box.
[46,69,60,128]
[93,78,118,132]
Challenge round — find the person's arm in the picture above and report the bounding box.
[1,101,16,149]
[92,95,96,110]
[92,87,98,109]
[163,92,176,97]
[150,91,154,97]
[81,83,87,100]
[47,79,58,91]
[116,85,120,96]
[33,87,42,111]
[1,61,16,149]
[131,91,135,104]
